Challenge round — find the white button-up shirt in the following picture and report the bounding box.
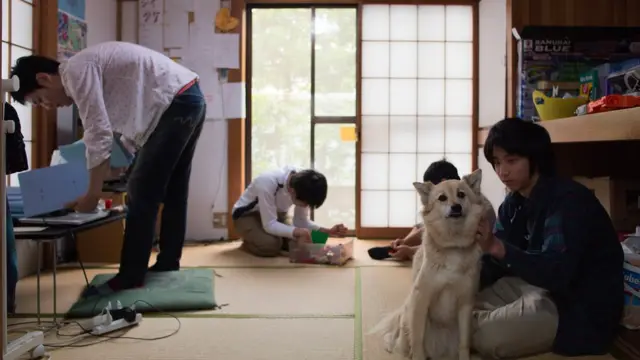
[233,165,321,238]
[60,41,198,169]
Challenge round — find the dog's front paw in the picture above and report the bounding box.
[396,328,412,357]
[383,331,395,353]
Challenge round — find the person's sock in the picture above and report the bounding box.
[368,246,393,260]
[82,275,144,298]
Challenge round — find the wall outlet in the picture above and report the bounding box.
[212,212,227,229]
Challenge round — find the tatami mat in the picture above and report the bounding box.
[209,267,355,316]
[13,242,621,360]
[171,239,405,268]
[71,239,406,269]
[15,268,105,316]
[360,266,412,360]
[8,317,355,360]
[15,267,355,317]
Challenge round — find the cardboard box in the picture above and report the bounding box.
[513,26,640,121]
[574,177,640,232]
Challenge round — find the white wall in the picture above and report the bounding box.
[478,0,508,211]
[120,1,228,241]
[85,0,118,46]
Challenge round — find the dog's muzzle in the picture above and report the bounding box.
[448,204,463,218]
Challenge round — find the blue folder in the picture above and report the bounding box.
[58,136,134,169]
[17,162,90,218]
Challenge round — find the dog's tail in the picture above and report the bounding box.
[367,306,403,336]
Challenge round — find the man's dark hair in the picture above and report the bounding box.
[9,55,61,105]
[483,117,556,176]
[290,169,327,209]
[423,159,460,184]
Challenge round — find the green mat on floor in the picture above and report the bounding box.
[66,268,217,318]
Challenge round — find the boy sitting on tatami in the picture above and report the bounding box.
[368,159,495,261]
[232,165,347,257]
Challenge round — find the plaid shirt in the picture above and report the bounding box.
[480,176,624,356]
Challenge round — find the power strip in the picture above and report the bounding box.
[91,313,142,336]
[5,331,45,360]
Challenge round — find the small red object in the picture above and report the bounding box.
[104,199,113,209]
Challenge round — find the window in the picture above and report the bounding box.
[2,0,35,187]
[248,7,357,230]
[359,4,474,228]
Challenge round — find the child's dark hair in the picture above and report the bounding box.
[290,169,327,209]
[483,118,556,176]
[423,159,460,184]
[9,55,61,105]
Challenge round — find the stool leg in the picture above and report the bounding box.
[52,239,58,323]
[36,241,41,325]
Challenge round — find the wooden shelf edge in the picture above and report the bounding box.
[477,107,640,147]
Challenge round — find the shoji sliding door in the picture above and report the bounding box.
[358,4,475,238]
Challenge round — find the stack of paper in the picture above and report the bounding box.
[17,162,90,217]
[58,136,134,169]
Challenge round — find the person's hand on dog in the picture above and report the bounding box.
[390,245,413,260]
[476,216,505,258]
[328,224,348,237]
[293,227,312,243]
[65,192,100,213]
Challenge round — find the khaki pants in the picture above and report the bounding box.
[233,212,291,257]
[472,277,559,359]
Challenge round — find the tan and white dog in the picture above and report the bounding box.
[370,169,492,360]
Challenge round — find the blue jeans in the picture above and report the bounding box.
[118,82,206,284]
[7,199,17,312]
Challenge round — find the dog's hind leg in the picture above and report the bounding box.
[457,302,474,360]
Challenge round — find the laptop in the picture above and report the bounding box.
[17,162,110,226]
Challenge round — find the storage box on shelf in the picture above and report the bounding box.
[573,177,640,233]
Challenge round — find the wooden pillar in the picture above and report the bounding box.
[226,0,246,239]
[33,0,58,169]
[0,0,5,351]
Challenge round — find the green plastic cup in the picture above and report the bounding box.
[311,230,329,244]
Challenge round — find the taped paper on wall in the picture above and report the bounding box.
[139,25,163,53]
[201,78,224,119]
[211,33,240,69]
[193,0,220,24]
[163,0,190,48]
[202,81,245,120]
[139,0,163,26]
[221,82,245,119]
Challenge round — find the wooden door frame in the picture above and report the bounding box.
[226,0,480,240]
[244,4,358,237]
[33,0,58,169]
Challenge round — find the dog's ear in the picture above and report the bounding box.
[413,181,434,204]
[462,169,482,194]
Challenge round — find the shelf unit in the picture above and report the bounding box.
[478,107,640,146]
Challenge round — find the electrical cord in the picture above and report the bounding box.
[7,233,181,351]
[72,231,182,339]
